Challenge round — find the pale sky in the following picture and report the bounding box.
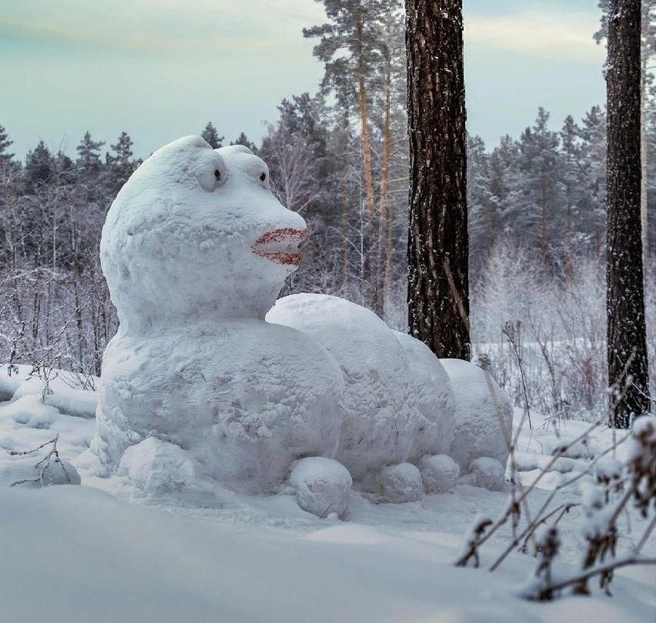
[0,0,606,159]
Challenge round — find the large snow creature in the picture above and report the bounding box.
[90,137,345,495]
[91,135,512,513]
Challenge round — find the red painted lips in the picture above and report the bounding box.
[252,228,307,266]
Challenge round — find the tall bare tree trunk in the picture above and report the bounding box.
[356,20,376,221]
[606,0,651,428]
[342,171,350,290]
[541,180,548,268]
[378,52,393,316]
[406,0,470,360]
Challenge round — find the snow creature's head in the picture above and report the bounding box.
[101,136,307,329]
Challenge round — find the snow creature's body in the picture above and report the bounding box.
[92,136,512,514]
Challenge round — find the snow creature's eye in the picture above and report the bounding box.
[259,172,266,182]
[197,155,227,192]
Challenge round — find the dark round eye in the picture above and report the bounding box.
[260,172,266,182]
[214,169,221,180]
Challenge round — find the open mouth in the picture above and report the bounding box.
[252,228,307,266]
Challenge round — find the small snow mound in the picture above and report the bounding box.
[289,457,352,519]
[419,454,460,493]
[378,463,423,503]
[468,457,505,491]
[118,438,196,494]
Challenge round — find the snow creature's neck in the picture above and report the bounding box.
[100,137,307,332]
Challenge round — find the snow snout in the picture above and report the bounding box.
[252,228,307,267]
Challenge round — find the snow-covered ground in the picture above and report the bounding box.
[1,365,654,623]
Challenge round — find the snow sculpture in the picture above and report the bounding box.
[440,359,513,480]
[91,137,345,495]
[92,135,513,508]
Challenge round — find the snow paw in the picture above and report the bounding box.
[468,457,505,491]
[289,457,352,519]
[118,438,196,494]
[419,454,460,493]
[378,463,423,503]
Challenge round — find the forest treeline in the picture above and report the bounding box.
[0,1,654,415]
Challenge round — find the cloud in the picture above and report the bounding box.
[0,0,326,55]
[465,9,605,60]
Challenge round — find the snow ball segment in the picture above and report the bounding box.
[91,135,513,517]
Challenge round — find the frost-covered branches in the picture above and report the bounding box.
[8,434,73,487]
[457,412,656,603]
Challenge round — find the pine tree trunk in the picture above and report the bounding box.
[406,0,470,360]
[541,180,548,268]
[606,0,651,428]
[357,21,376,221]
[342,171,350,290]
[378,55,393,317]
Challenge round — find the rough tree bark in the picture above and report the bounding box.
[606,0,651,427]
[406,0,470,359]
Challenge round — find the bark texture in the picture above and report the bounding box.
[606,0,651,427]
[406,0,469,359]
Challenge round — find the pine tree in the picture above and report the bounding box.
[0,125,14,165]
[24,141,56,192]
[406,0,469,360]
[578,105,607,259]
[230,132,258,153]
[560,115,584,279]
[105,132,137,196]
[76,131,105,174]
[304,0,390,221]
[201,122,224,149]
[517,108,562,268]
[606,0,651,427]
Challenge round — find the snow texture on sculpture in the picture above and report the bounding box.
[393,331,456,462]
[268,294,422,491]
[441,359,513,477]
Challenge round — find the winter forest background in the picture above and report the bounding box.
[0,0,654,424]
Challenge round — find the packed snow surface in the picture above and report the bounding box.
[1,370,654,622]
